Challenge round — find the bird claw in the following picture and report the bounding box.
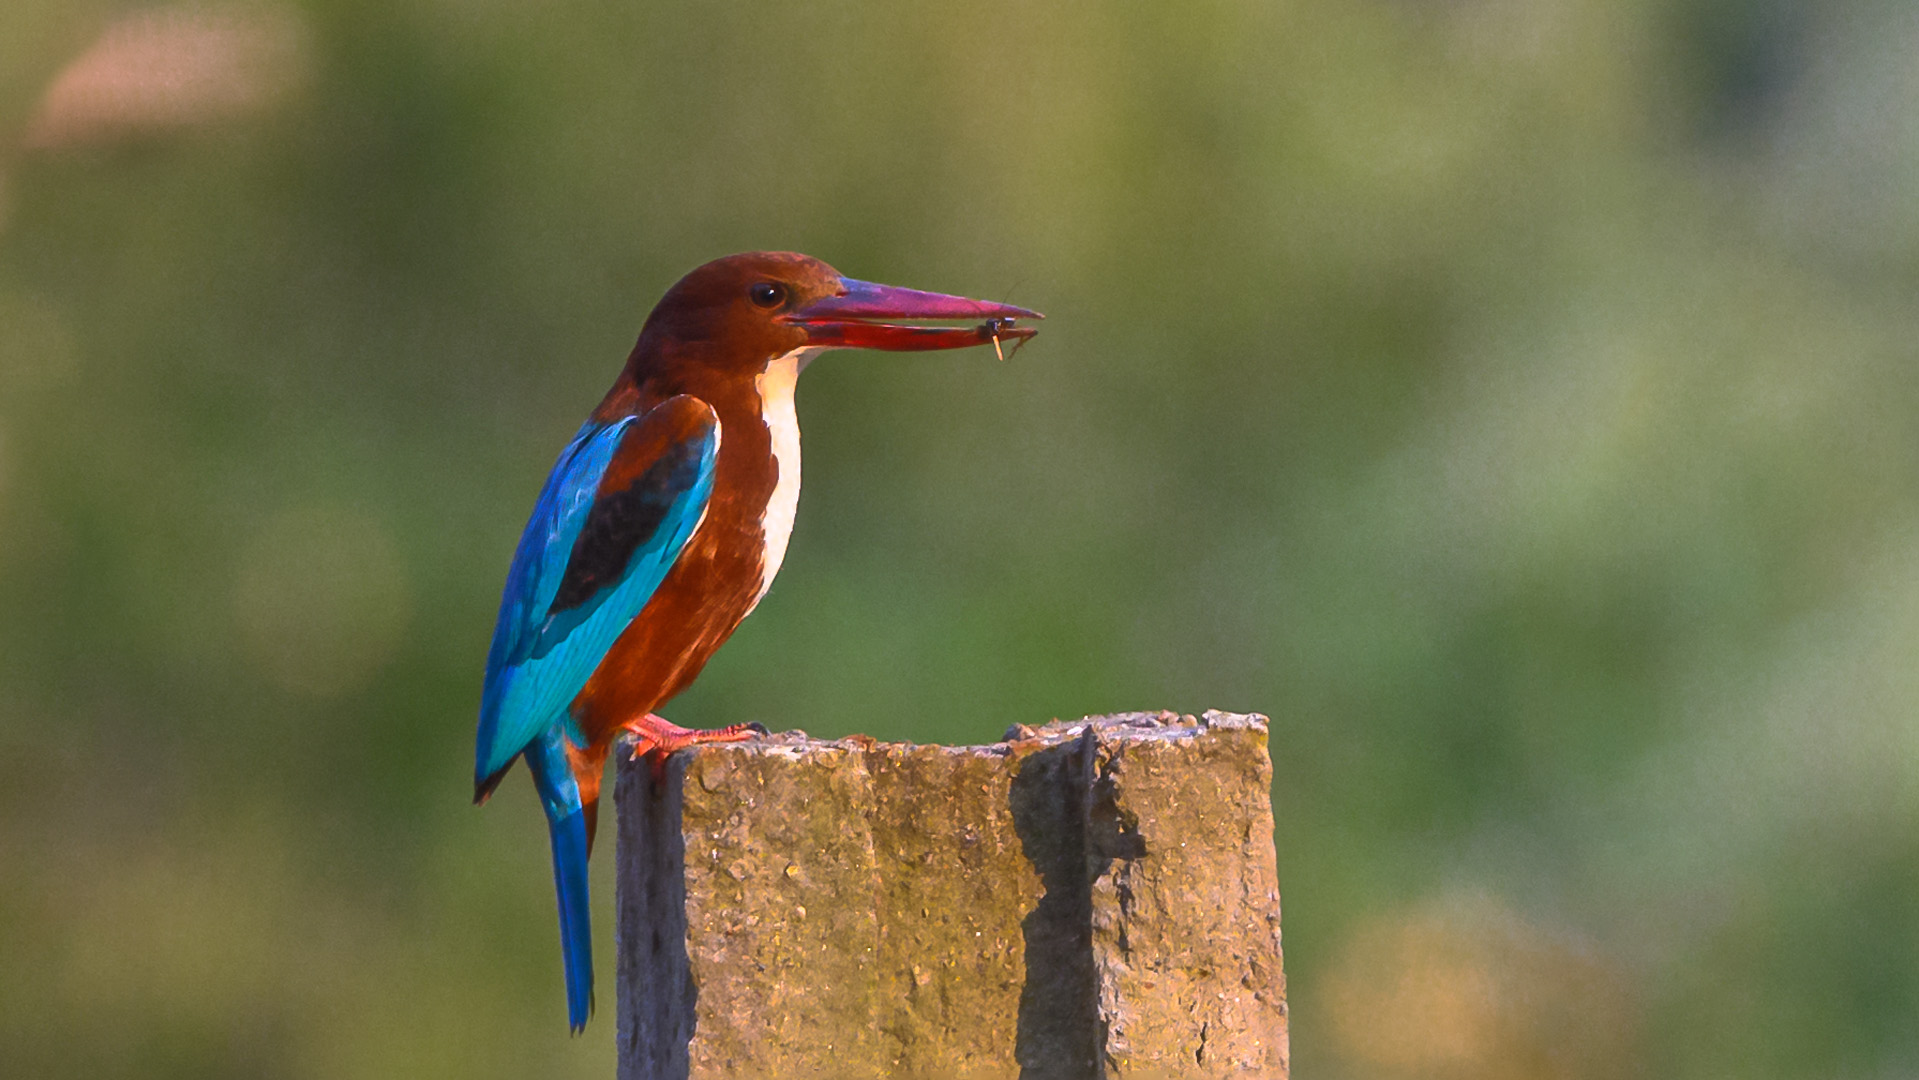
[621,714,767,782]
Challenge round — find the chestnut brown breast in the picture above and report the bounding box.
[568,354,803,743]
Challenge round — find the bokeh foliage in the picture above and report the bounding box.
[3,0,1917,1076]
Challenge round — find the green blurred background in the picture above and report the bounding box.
[3,0,1917,1076]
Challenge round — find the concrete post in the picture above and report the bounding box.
[615,712,1286,1079]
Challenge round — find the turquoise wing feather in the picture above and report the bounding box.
[475,395,719,790]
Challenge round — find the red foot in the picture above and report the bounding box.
[621,713,766,781]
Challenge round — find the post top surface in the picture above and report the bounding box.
[623,711,1270,767]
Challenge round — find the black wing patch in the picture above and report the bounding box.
[547,435,709,615]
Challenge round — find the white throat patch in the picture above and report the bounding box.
[750,346,821,604]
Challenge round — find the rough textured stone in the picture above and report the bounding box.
[616,712,1286,1080]
[1088,713,1288,1077]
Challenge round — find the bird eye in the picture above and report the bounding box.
[749,282,786,308]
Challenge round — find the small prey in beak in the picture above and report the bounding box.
[978,316,1034,362]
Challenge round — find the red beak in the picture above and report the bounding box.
[782,278,1043,352]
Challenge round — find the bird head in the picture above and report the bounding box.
[632,251,1040,377]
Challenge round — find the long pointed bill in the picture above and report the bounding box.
[782,278,1043,352]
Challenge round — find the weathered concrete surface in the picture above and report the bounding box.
[1088,714,1287,1076]
[615,712,1286,1080]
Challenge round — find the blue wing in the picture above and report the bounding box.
[475,395,720,792]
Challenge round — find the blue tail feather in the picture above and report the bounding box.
[526,730,594,1032]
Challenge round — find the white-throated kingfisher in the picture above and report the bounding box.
[474,251,1040,1030]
